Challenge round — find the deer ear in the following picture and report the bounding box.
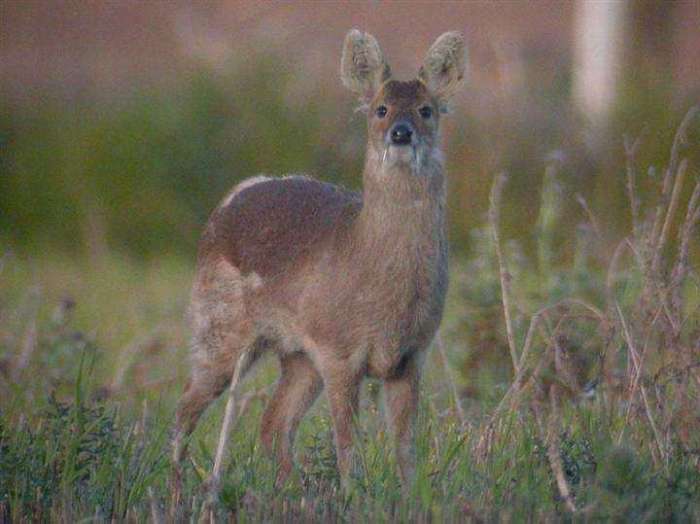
[341,29,391,101]
[418,32,466,102]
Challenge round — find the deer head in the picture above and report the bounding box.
[341,30,466,176]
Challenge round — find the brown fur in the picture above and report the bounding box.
[340,29,391,100]
[172,29,466,490]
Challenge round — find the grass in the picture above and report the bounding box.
[1,111,699,522]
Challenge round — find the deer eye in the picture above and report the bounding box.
[375,105,388,118]
[418,105,433,119]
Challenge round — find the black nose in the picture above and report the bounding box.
[390,124,413,145]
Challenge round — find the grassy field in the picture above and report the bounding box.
[1,114,699,522]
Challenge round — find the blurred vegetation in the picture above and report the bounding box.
[1,51,698,261]
[0,56,357,259]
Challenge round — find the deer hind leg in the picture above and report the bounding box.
[172,364,229,467]
[171,260,258,499]
[260,352,323,485]
[171,334,258,491]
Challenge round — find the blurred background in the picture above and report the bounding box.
[1,0,699,391]
[2,0,699,258]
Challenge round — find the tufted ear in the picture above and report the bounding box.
[418,32,466,103]
[340,29,391,101]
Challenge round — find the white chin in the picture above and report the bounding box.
[386,145,415,165]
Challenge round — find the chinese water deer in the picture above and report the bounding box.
[172,29,466,492]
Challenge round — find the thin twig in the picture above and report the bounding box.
[11,287,41,382]
[616,303,667,466]
[616,303,641,372]
[673,177,700,289]
[650,106,699,264]
[489,173,519,373]
[605,239,632,303]
[201,348,251,521]
[667,106,699,193]
[640,384,667,472]
[545,386,577,513]
[617,304,664,444]
[623,132,644,242]
[110,323,170,392]
[575,194,603,241]
[435,332,467,424]
[653,158,688,271]
[12,319,37,382]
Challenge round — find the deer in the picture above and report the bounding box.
[171,29,466,501]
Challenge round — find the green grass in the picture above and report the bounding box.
[1,250,698,521]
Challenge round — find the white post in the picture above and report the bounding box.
[572,0,627,135]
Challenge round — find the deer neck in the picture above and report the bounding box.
[354,145,446,254]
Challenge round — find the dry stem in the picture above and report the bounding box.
[435,332,467,424]
[615,303,667,467]
[489,173,519,374]
[11,287,41,382]
[110,324,169,393]
[654,158,689,272]
[650,106,698,270]
[575,194,603,241]
[545,386,577,513]
[201,348,251,521]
